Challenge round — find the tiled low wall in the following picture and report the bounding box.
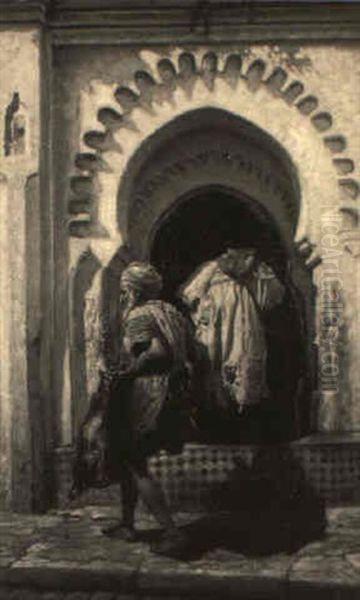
[54,434,360,510]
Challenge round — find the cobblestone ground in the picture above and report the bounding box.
[0,506,359,599]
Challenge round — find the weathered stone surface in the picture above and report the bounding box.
[0,515,40,568]
[138,550,291,598]
[0,508,358,597]
[297,534,360,559]
[289,554,360,587]
[7,515,143,593]
[91,593,118,600]
[346,554,360,573]
[327,507,360,531]
[0,27,42,512]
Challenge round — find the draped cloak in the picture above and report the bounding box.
[181,261,285,415]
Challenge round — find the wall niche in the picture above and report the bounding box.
[4,92,27,157]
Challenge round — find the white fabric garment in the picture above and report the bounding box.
[181,260,284,413]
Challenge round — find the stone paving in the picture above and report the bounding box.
[0,506,359,599]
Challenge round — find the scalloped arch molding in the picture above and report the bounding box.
[68,50,359,259]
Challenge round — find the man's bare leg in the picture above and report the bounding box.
[131,460,187,556]
[102,465,138,540]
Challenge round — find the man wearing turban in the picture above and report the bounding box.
[72,262,193,557]
[180,248,285,442]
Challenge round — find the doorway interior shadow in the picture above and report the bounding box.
[150,186,287,300]
[150,186,307,443]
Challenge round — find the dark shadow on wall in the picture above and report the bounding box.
[69,245,133,440]
[101,245,134,370]
[69,250,101,436]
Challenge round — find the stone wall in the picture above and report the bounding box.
[0,26,42,510]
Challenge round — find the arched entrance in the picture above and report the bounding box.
[150,185,287,300]
[119,108,300,257]
[102,108,316,441]
[149,185,306,441]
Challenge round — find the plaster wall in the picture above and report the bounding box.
[0,27,42,510]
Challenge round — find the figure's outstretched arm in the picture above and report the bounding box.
[179,260,218,311]
[97,336,168,388]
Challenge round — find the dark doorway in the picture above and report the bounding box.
[150,187,286,300]
[150,187,306,442]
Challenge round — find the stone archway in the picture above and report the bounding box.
[118,108,300,258]
[150,185,287,299]
[68,49,359,246]
[67,104,323,442]
[150,185,309,440]
[100,108,318,439]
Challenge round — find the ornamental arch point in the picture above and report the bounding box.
[68,50,359,245]
[117,107,301,259]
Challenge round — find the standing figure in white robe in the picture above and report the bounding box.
[180,248,285,438]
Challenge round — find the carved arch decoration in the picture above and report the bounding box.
[121,107,302,259]
[68,50,360,246]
